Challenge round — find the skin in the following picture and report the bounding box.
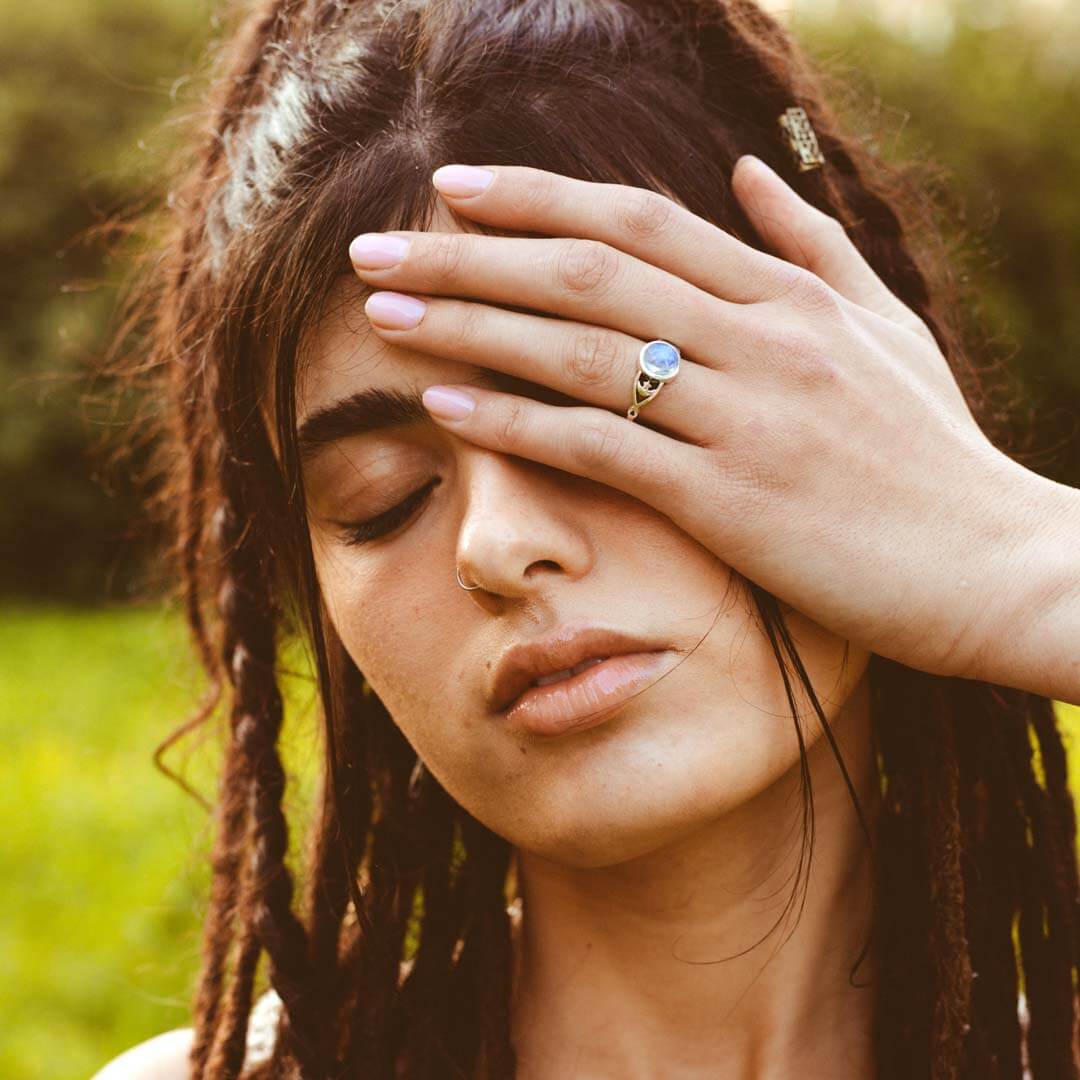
[331,157,1079,1073]
[348,157,1080,707]
[302,193,878,1077]
[95,156,1080,1078]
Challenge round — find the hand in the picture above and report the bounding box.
[347,158,1058,687]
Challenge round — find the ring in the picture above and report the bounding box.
[627,339,681,421]
[456,566,482,591]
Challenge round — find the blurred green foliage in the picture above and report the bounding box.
[0,608,206,1079]
[0,0,212,602]
[0,605,322,1080]
[0,0,1077,601]
[791,0,1080,473]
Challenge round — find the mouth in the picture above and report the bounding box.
[531,655,609,688]
[491,624,678,738]
[502,650,677,737]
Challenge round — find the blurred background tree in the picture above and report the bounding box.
[1,0,1077,603]
[2,0,1077,1077]
[0,0,213,601]
[795,0,1080,477]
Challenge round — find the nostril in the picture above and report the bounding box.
[525,559,561,578]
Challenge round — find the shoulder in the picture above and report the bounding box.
[91,989,283,1080]
[90,1027,194,1080]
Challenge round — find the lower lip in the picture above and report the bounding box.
[502,650,676,737]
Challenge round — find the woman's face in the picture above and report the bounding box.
[299,203,871,870]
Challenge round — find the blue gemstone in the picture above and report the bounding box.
[640,340,680,380]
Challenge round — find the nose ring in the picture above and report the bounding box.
[456,566,482,591]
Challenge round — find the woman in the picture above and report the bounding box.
[94,0,1080,1076]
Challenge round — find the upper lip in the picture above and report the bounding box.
[490,623,670,713]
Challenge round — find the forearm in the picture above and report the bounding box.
[971,457,1080,704]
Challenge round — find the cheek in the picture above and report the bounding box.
[489,623,869,870]
[312,535,447,709]
[308,516,870,873]
[310,532,497,793]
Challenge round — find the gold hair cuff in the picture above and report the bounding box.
[779,106,825,172]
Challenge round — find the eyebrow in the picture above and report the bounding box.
[297,369,525,462]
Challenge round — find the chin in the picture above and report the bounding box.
[516,818,683,871]
[500,757,763,872]
[515,719,838,876]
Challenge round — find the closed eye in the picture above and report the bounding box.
[339,477,440,546]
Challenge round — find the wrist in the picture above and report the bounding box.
[965,452,1080,703]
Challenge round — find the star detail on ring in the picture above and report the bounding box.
[628,339,681,420]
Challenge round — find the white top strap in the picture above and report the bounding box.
[243,987,283,1074]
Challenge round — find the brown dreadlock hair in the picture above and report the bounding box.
[112,0,1080,1076]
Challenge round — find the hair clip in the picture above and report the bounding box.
[778,106,825,172]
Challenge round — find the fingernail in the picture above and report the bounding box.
[431,164,495,198]
[365,291,427,329]
[422,385,476,421]
[349,232,410,269]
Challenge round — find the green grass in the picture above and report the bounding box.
[1,605,1078,1079]
[0,606,204,1079]
[0,606,322,1080]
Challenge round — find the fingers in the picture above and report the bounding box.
[428,162,806,306]
[417,382,710,523]
[363,291,722,444]
[730,155,931,336]
[349,230,753,365]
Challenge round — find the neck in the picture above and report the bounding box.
[510,673,878,1080]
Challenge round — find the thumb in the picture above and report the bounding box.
[731,154,919,330]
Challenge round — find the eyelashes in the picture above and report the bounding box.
[340,477,441,546]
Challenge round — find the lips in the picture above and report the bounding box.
[502,651,677,737]
[533,655,607,687]
[490,624,671,714]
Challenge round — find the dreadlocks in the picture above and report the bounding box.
[115,0,1079,1075]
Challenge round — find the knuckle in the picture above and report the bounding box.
[614,188,676,241]
[699,441,783,541]
[507,167,558,220]
[769,326,837,389]
[572,415,625,472]
[787,269,842,318]
[494,397,531,448]
[813,210,849,242]
[445,301,486,353]
[555,239,619,297]
[424,232,468,279]
[729,458,786,527]
[762,258,807,302]
[565,329,624,388]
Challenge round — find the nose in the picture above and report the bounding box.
[453,450,592,600]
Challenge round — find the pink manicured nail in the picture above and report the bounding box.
[422,386,475,421]
[349,232,410,269]
[431,164,495,198]
[365,291,427,329]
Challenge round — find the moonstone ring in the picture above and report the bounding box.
[627,339,681,421]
